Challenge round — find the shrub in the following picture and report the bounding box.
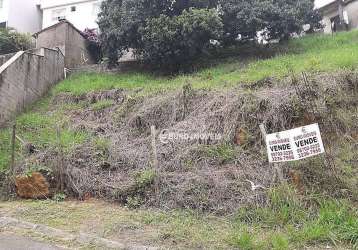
[82,28,102,63]
[135,168,156,189]
[98,0,321,69]
[53,192,67,202]
[220,0,322,44]
[139,8,223,70]
[0,28,33,54]
[98,0,223,69]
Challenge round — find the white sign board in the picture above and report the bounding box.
[266,123,325,163]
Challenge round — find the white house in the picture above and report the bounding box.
[317,0,358,33]
[39,0,102,31]
[0,0,42,33]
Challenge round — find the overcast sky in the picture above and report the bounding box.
[315,0,335,8]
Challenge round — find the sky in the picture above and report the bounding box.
[315,0,336,8]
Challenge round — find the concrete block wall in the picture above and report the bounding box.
[0,53,16,67]
[0,48,64,127]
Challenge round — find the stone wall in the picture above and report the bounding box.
[0,48,65,127]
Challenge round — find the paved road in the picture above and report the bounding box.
[0,233,65,250]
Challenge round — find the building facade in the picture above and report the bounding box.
[40,0,102,31]
[34,20,95,68]
[319,0,358,33]
[0,0,42,33]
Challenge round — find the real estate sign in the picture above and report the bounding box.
[266,124,325,163]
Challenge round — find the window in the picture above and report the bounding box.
[0,22,6,28]
[52,8,66,22]
[71,6,76,12]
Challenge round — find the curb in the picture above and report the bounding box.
[0,216,158,250]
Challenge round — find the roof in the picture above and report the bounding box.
[317,0,356,10]
[33,20,86,38]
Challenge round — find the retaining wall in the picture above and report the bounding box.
[0,53,16,67]
[0,48,65,126]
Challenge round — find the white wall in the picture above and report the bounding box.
[345,1,358,30]
[0,0,10,25]
[320,1,358,33]
[40,0,96,9]
[0,0,41,33]
[42,0,101,31]
[315,0,335,9]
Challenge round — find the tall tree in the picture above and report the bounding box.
[98,0,222,68]
[220,0,321,44]
[98,0,321,68]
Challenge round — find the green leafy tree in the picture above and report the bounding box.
[98,0,222,68]
[0,28,33,54]
[139,8,223,70]
[220,0,322,44]
[99,0,321,68]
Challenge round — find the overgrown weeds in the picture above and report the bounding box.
[1,186,357,249]
[1,69,357,213]
[229,185,358,249]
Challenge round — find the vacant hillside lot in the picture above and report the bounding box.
[53,30,358,95]
[0,31,357,249]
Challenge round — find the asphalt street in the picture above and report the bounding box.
[0,233,65,250]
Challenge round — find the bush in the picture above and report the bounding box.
[99,0,321,69]
[221,0,322,44]
[139,8,223,70]
[0,28,33,54]
[82,28,102,63]
[98,0,223,69]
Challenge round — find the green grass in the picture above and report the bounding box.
[200,143,238,164]
[229,185,358,249]
[0,30,357,249]
[0,98,89,171]
[53,30,358,95]
[90,99,115,111]
[1,185,357,249]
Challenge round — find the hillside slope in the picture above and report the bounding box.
[0,30,357,249]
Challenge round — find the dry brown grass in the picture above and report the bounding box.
[7,70,352,213]
[15,172,49,199]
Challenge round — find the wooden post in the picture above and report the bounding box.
[150,125,160,205]
[182,84,192,119]
[56,125,65,192]
[259,123,284,184]
[10,123,16,175]
[151,126,159,170]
